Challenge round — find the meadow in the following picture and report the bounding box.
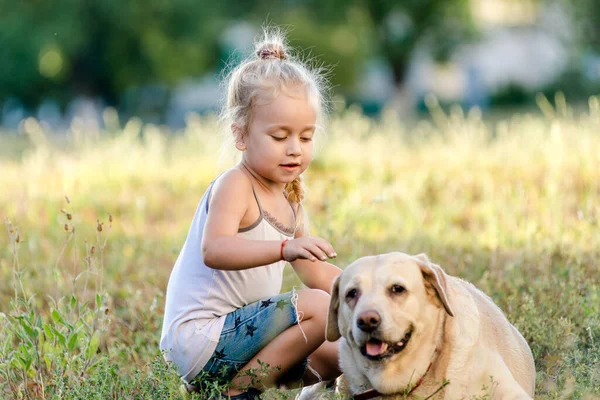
[0,94,599,399]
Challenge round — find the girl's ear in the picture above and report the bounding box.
[232,123,246,151]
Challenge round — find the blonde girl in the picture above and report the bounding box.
[160,28,342,399]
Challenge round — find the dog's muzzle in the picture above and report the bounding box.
[359,324,414,361]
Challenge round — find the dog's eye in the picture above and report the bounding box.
[346,289,358,299]
[391,284,405,294]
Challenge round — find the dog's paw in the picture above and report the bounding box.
[295,381,333,400]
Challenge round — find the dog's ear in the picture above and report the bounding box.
[414,254,455,317]
[326,275,342,341]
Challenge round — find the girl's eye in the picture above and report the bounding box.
[271,136,286,142]
[391,284,405,294]
[346,289,358,299]
[301,137,313,142]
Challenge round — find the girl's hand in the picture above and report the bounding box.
[282,236,337,262]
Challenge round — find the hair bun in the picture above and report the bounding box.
[257,44,287,61]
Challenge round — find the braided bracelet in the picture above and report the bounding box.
[280,239,289,261]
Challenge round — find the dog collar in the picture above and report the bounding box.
[352,362,433,400]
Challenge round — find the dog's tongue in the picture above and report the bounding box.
[366,340,387,356]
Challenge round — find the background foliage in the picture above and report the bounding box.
[3,0,589,110]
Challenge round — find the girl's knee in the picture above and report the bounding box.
[296,288,330,322]
[297,288,330,305]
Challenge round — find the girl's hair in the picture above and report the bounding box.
[220,26,330,235]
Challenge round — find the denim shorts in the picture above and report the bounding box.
[197,291,307,385]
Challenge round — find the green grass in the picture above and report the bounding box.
[1,95,599,399]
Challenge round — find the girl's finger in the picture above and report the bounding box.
[313,238,336,258]
[305,243,328,261]
[297,248,317,261]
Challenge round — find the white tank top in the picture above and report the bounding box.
[160,178,295,382]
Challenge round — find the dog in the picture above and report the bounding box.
[297,252,535,399]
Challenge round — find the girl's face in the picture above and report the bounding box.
[240,85,317,189]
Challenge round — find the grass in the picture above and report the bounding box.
[0,94,599,399]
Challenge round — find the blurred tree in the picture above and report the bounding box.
[0,0,226,108]
[0,0,84,108]
[233,0,476,94]
[0,0,475,110]
[290,0,476,85]
[564,0,600,51]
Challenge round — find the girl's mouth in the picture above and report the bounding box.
[280,163,300,171]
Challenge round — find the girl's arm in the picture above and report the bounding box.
[291,258,342,294]
[202,170,282,270]
[290,209,342,294]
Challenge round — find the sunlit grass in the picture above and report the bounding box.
[1,94,599,398]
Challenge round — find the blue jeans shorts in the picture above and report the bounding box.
[198,291,308,385]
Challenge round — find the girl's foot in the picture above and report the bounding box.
[185,382,261,399]
[185,383,199,393]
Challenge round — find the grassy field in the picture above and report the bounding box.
[1,95,599,399]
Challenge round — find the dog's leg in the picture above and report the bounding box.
[334,374,351,397]
[295,375,352,400]
[469,353,533,400]
[492,378,533,400]
[295,380,334,400]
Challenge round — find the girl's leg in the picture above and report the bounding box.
[228,288,339,394]
[304,339,341,384]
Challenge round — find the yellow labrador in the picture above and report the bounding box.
[297,252,535,399]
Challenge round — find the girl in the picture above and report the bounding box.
[160,29,342,399]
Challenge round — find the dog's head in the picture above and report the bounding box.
[326,252,454,362]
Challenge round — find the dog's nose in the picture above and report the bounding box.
[357,310,381,332]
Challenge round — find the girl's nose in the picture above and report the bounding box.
[287,138,302,155]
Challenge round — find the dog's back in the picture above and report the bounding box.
[456,278,536,396]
